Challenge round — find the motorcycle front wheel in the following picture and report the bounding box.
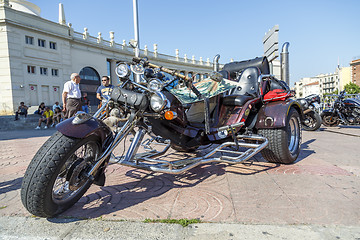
[21,132,102,217]
[302,111,321,131]
[321,112,340,127]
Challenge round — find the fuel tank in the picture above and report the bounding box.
[344,98,360,107]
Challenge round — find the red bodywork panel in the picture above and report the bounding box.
[256,99,301,129]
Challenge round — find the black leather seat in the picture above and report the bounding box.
[222,57,270,79]
[222,95,253,106]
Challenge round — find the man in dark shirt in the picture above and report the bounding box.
[81,92,90,113]
[14,102,28,120]
[96,76,114,102]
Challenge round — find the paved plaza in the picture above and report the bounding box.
[0,127,359,239]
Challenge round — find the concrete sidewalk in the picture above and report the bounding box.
[1,216,359,240]
[0,126,359,239]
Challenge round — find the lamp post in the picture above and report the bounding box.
[133,0,140,58]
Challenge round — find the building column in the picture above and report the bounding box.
[109,59,117,85]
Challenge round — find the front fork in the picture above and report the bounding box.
[332,109,348,124]
[87,111,139,180]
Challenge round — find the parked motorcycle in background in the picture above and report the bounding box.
[296,94,322,131]
[321,90,360,127]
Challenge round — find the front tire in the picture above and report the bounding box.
[21,132,102,217]
[321,112,340,127]
[258,108,301,164]
[302,111,321,131]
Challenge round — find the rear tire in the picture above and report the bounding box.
[21,132,101,217]
[258,108,301,164]
[321,112,340,127]
[302,111,321,131]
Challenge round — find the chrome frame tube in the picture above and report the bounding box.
[119,134,268,175]
[87,116,137,177]
[124,127,146,162]
[93,99,109,118]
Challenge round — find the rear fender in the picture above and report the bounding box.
[56,116,113,148]
[256,99,302,129]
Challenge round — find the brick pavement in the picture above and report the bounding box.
[0,127,359,225]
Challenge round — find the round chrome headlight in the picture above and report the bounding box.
[150,92,168,112]
[115,63,130,78]
[148,79,164,92]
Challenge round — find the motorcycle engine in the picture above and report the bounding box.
[354,107,360,116]
[353,107,360,123]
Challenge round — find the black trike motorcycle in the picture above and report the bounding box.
[21,56,302,217]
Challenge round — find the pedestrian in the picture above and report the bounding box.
[51,107,64,127]
[35,102,45,115]
[35,107,53,129]
[62,73,82,118]
[96,76,114,105]
[14,101,28,120]
[52,101,61,112]
[81,92,90,113]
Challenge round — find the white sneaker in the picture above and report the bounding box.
[35,126,40,130]
[44,126,48,129]
[51,123,55,127]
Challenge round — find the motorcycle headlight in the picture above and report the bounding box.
[115,63,130,78]
[150,92,168,112]
[299,99,308,108]
[148,79,164,92]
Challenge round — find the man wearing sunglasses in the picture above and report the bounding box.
[96,76,114,102]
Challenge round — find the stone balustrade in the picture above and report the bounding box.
[70,26,215,68]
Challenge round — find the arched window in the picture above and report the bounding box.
[79,67,100,81]
[79,67,101,106]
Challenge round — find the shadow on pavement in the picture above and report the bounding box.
[0,129,57,141]
[295,139,316,163]
[59,157,283,220]
[0,177,22,195]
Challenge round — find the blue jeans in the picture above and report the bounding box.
[82,105,89,113]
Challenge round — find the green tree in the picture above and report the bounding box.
[344,83,360,94]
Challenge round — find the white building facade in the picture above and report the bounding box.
[0,0,217,115]
[293,67,351,98]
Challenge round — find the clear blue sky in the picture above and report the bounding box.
[31,0,359,86]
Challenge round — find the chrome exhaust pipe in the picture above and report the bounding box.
[213,54,220,71]
[281,42,290,85]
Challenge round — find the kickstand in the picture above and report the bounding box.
[243,159,254,166]
[230,126,240,151]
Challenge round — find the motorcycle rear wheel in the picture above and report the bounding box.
[21,131,101,217]
[302,111,321,131]
[258,108,301,164]
[321,112,340,127]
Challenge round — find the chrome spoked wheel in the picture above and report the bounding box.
[21,132,102,217]
[52,141,100,204]
[322,114,340,127]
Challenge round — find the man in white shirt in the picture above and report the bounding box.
[62,73,82,118]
